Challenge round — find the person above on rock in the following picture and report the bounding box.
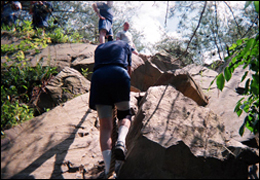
[92,1,113,44]
[89,40,133,177]
[1,1,22,29]
[116,22,139,56]
[29,1,53,35]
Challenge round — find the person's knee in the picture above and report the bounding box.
[117,109,132,121]
[99,29,107,35]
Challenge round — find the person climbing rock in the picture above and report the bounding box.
[1,1,22,29]
[29,1,53,35]
[89,40,133,177]
[116,22,139,56]
[92,1,113,44]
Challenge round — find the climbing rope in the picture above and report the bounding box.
[107,107,118,179]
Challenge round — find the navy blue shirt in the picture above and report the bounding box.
[96,2,113,22]
[94,40,132,71]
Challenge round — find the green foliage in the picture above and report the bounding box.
[1,15,84,133]
[169,1,258,64]
[210,1,259,136]
[1,8,85,136]
[1,61,58,132]
[1,94,34,132]
[46,27,68,43]
[81,67,93,79]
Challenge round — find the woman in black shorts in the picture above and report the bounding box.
[89,40,133,176]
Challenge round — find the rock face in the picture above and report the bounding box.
[183,64,256,143]
[1,94,101,179]
[31,67,90,114]
[1,42,259,179]
[150,51,182,71]
[154,69,208,106]
[31,43,97,73]
[118,85,258,179]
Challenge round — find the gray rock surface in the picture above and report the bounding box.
[1,42,258,179]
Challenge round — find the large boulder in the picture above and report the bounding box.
[1,90,143,179]
[154,69,209,106]
[183,64,256,143]
[150,51,182,71]
[118,85,259,179]
[131,60,162,91]
[33,67,90,112]
[131,52,209,106]
[1,93,102,179]
[1,41,258,179]
[31,43,97,73]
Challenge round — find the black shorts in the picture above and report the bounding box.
[89,65,130,110]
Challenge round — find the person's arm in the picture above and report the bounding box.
[92,3,105,20]
[131,40,139,55]
[116,31,121,40]
[29,1,36,14]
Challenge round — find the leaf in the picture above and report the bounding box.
[242,103,250,113]
[245,116,254,132]
[239,123,245,136]
[241,71,248,82]
[250,78,259,95]
[22,85,28,90]
[244,39,255,54]
[236,39,243,46]
[229,43,237,51]
[224,67,232,81]
[245,79,250,94]
[208,76,217,90]
[231,57,237,63]
[254,1,259,13]
[216,73,225,91]
[244,1,252,9]
[236,109,243,117]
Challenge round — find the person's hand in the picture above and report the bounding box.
[99,14,105,20]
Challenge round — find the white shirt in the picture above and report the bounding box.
[116,30,134,48]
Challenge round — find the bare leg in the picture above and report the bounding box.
[99,29,107,44]
[99,117,113,151]
[118,118,131,129]
[99,116,113,174]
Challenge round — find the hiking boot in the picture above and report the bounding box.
[114,141,126,161]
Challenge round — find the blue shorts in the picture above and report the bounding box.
[89,65,130,110]
[99,19,113,36]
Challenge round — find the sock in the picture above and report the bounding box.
[117,125,129,145]
[102,149,111,174]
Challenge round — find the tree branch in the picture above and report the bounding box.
[173,1,207,62]
[164,1,169,27]
[223,1,242,36]
[214,1,223,61]
[241,15,259,38]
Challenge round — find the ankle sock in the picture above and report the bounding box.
[117,125,129,145]
[102,149,111,174]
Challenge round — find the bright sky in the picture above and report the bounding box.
[121,1,246,56]
[130,1,180,54]
[128,1,185,54]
